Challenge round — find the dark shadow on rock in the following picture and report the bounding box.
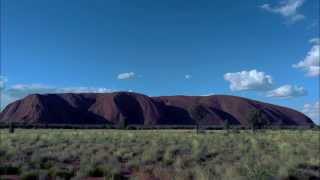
[37,94,108,124]
[160,105,194,125]
[209,108,241,125]
[113,93,144,125]
[263,108,298,126]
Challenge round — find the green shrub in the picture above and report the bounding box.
[20,171,39,180]
[9,122,15,134]
[48,167,75,179]
[86,166,105,177]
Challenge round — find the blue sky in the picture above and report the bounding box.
[0,0,319,123]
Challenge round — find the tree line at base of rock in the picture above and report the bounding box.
[1,122,317,133]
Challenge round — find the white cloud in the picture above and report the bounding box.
[59,87,113,93]
[302,101,320,124]
[1,84,115,108]
[309,38,320,44]
[307,21,319,30]
[7,84,114,95]
[201,93,215,96]
[260,0,305,23]
[0,76,8,89]
[117,72,135,80]
[267,85,307,98]
[293,38,320,77]
[224,69,273,91]
[185,74,192,79]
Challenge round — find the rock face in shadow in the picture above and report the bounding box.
[0,92,314,126]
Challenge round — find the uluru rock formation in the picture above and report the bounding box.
[0,92,314,126]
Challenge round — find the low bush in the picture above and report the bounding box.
[20,171,39,180]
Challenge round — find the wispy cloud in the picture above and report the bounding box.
[117,72,136,80]
[224,69,273,91]
[260,0,305,23]
[307,20,319,30]
[302,101,320,124]
[0,76,7,89]
[293,38,320,77]
[309,38,320,44]
[1,83,115,108]
[267,85,307,98]
[201,93,215,96]
[185,74,192,79]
